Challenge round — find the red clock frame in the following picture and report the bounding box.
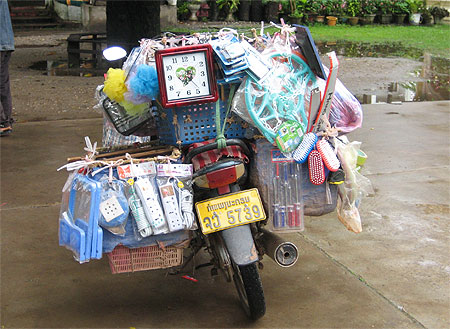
[155,44,219,108]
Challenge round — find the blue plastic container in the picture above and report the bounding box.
[156,100,248,145]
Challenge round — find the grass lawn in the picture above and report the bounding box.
[169,23,450,58]
[308,24,450,57]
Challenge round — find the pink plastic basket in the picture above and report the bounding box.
[107,244,183,274]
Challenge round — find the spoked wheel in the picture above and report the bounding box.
[232,261,266,320]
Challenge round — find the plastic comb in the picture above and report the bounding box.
[293,132,318,164]
[308,150,325,185]
[317,139,340,172]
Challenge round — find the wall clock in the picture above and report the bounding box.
[155,44,219,108]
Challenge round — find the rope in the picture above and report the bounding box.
[215,84,236,150]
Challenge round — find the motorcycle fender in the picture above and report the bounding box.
[220,224,258,266]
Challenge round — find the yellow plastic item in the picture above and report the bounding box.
[103,68,127,103]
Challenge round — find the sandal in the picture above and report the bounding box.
[0,124,12,137]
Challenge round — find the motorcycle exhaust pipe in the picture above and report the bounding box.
[260,228,299,268]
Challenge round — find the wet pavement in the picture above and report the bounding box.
[1,101,449,328]
[1,28,449,328]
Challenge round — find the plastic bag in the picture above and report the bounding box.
[318,66,363,134]
[335,137,373,233]
[97,176,129,236]
[117,161,159,240]
[232,42,317,150]
[156,163,197,231]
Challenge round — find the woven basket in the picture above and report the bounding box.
[107,244,183,274]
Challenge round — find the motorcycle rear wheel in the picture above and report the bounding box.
[232,261,266,320]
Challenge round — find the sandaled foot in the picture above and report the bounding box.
[0,124,12,137]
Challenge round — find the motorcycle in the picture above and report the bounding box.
[178,138,299,320]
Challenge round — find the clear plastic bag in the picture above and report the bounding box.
[232,43,316,149]
[156,163,196,232]
[335,137,373,233]
[96,175,129,236]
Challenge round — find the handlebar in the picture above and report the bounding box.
[183,139,251,164]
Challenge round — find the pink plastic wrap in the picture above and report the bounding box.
[317,67,363,134]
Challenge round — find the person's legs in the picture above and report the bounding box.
[0,51,13,136]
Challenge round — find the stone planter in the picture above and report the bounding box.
[433,15,444,24]
[422,15,433,26]
[326,16,338,26]
[348,16,359,25]
[361,14,376,24]
[188,3,201,21]
[225,7,237,21]
[315,15,325,23]
[380,14,393,24]
[393,14,406,24]
[289,15,303,25]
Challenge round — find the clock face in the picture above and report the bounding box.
[156,44,218,108]
[162,51,210,101]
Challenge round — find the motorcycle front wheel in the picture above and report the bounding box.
[232,261,266,320]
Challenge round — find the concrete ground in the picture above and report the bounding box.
[2,102,449,328]
[1,29,449,328]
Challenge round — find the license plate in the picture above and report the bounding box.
[195,188,266,235]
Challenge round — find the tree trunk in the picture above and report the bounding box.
[106,0,160,52]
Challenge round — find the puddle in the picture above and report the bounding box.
[29,41,450,102]
[317,41,450,103]
[29,60,105,77]
[316,40,424,59]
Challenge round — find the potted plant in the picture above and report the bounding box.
[187,0,202,21]
[406,0,424,25]
[376,0,394,23]
[430,6,449,24]
[288,0,309,24]
[346,0,361,24]
[337,0,349,23]
[360,0,377,24]
[391,0,410,24]
[217,0,240,21]
[177,1,191,20]
[421,7,433,25]
[305,0,321,22]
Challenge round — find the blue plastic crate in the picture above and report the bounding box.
[156,99,248,146]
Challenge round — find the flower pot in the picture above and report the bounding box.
[422,15,433,26]
[365,14,376,24]
[167,0,177,5]
[338,15,349,24]
[348,16,359,25]
[393,14,406,24]
[315,15,325,23]
[188,3,201,21]
[326,16,338,26]
[409,13,422,25]
[380,14,392,24]
[433,15,443,24]
[289,15,303,25]
[225,8,237,21]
